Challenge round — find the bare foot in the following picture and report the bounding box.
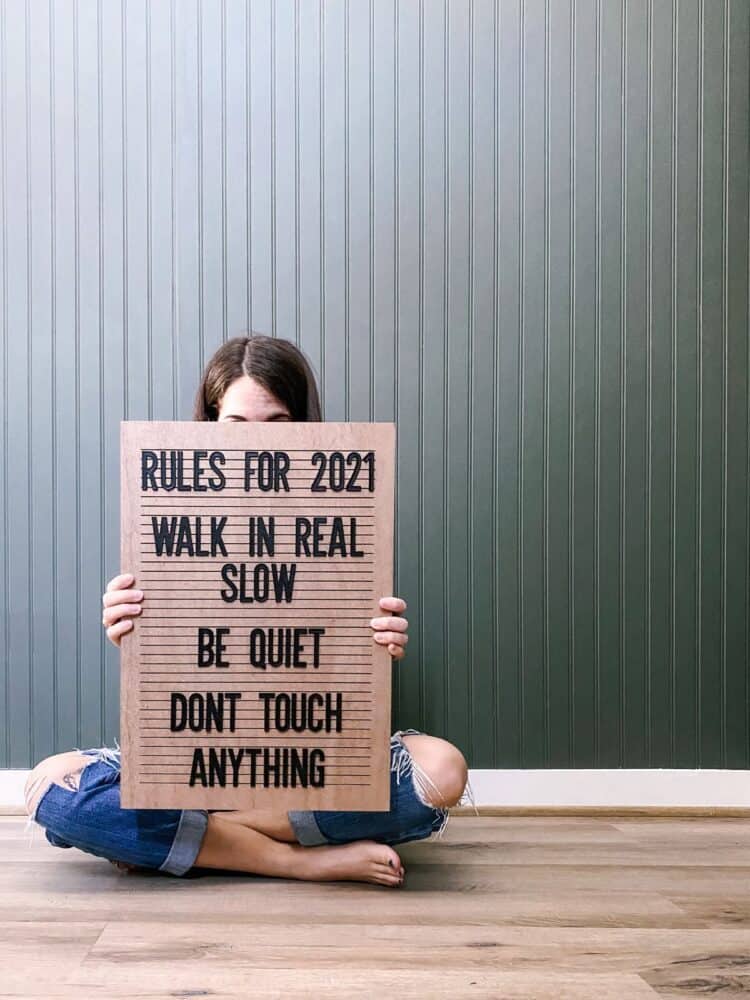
[109,839,407,888]
[295,839,405,887]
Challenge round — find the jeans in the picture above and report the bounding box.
[25,729,472,877]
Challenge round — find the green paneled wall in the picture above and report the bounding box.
[1,0,748,768]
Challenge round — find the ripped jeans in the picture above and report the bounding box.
[24,729,477,876]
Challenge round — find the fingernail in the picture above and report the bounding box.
[135,590,143,598]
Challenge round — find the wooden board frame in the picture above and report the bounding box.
[119,420,395,810]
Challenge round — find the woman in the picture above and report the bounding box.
[24,335,472,888]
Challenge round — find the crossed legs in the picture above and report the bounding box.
[193,734,468,885]
[25,734,469,887]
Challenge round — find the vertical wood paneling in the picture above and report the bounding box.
[321,0,346,419]
[520,0,546,766]
[698,0,725,766]
[344,0,371,422]
[50,0,79,754]
[648,0,677,766]
[0,0,6,764]
[673,0,700,767]
[596,0,624,767]
[394,0,421,729]
[3,0,32,765]
[148,1,176,421]
[27,0,55,761]
[0,0,747,770]
[545,0,573,767]
[495,0,522,766]
[248,0,272,337]
[469,0,496,766]
[77,0,104,751]
[623,0,649,768]
[724,0,750,768]
[445,0,471,753]
[571,0,597,766]
[199,0,224,361]
[174,0,201,413]
[99,0,126,742]
[296,0,323,381]
[224,0,250,342]
[420,0,448,741]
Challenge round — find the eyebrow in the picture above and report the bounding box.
[224,413,291,421]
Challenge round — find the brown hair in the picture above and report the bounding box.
[193,334,323,422]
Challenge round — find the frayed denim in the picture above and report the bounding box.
[25,730,476,875]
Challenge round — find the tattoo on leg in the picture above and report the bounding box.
[61,768,84,791]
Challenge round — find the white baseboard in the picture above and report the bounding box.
[465,769,750,809]
[3,767,750,811]
[2,770,32,809]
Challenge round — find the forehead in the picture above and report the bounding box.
[218,374,289,415]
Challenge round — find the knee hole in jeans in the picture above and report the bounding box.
[398,735,468,809]
[24,752,96,820]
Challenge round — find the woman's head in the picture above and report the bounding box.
[193,334,322,422]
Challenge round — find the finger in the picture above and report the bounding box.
[372,631,407,646]
[106,619,133,647]
[378,596,406,613]
[107,573,135,593]
[103,588,143,608]
[102,603,143,626]
[369,615,407,632]
[389,643,405,658]
[102,604,143,627]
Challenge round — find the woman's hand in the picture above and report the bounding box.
[102,572,143,647]
[104,576,406,657]
[370,597,408,660]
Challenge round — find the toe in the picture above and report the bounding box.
[373,871,403,887]
[382,846,402,869]
[375,862,398,877]
[387,859,405,877]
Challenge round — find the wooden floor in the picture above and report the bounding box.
[2,813,750,998]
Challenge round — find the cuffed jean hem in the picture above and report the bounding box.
[286,809,327,846]
[157,808,209,876]
[285,728,467,847]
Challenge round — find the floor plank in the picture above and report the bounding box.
[0,921,104,993]
[2,815,749,997]
[1,970,660,999]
